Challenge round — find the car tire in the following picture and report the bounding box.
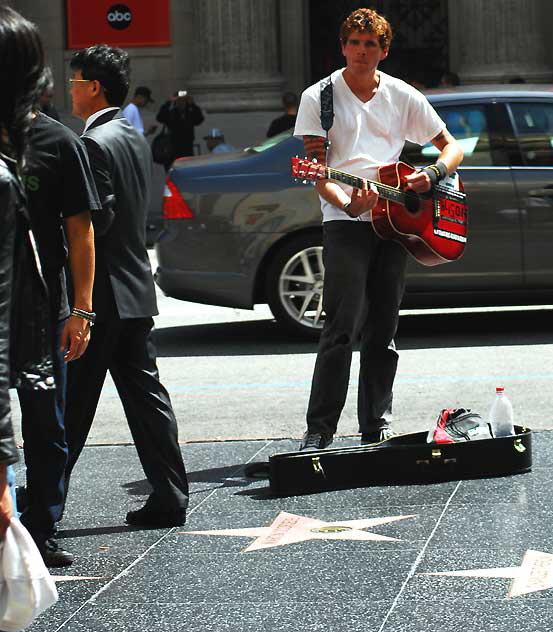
[266,233,324,339]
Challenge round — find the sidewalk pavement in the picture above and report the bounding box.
[18,431,553,632]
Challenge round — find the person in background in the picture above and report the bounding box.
[0,4,48,537]
[204,128,236,153]
[439,71,460,87]
[407,74,427,91]
[122,86,158,136]
[38,66,60,121]
[65,44,189,528]
[156,90,204,168]
[267,91,298,137]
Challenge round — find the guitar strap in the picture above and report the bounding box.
[319,75,334,162]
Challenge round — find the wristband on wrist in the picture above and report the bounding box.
[71,307,96,326]
[422,160,448,185]
[342,201,355,218]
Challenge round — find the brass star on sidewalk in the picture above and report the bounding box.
[421,549,553,598]
[180,511,416,552]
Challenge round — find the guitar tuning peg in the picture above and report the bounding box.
[312,157,318,163]
[302,180,308,185]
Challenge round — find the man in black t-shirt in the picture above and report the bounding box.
[18,111,100,567]
[266,91,298,138]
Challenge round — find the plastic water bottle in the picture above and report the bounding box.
[489,386,515,437]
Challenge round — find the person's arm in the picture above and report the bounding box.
[0,177,18,537]
[0,465,12,537]
[404,128,464,193]
[302,135,378,218]
[60,211,94,362]
[186,100,204,126]
[82,136,115,236]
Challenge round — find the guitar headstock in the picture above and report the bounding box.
[290,157,326,183]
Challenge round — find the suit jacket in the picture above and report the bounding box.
[83,110,158,320]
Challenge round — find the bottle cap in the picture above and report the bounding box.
[496,386,504,392]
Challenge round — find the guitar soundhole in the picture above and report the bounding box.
[404,191,420,213]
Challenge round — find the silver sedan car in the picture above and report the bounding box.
[155,86,553,338]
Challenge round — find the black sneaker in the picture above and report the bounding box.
[299,432,334,452]
[41,538,74,568]
[360,428,395,445]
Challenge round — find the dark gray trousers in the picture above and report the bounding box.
[64,316,189,512]
[306,220,408,435]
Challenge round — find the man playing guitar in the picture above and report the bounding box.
[295,7,464,451]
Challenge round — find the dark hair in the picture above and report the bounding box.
[70,44,130,107]
[441,71,460,86]
[340,7,392,49]
[0,6,44,163]
[37,65,54,95]
[282,92,298,108]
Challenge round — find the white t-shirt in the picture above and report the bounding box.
[294,68,445,222]
[122,102,144,135]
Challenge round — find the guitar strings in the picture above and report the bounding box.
[302,162,464,204]
[326,167,411,201]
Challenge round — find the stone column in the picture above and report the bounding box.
[188,0,284,112]
[279,0,310,97]
[448,0,553,83]
[11,0,68,111]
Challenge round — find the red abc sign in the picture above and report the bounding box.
[66,0,170,48]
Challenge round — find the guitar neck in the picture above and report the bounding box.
[324,166,406,205]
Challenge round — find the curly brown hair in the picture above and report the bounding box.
[339,8,393,49]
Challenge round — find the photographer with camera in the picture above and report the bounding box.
[155,90,204,170]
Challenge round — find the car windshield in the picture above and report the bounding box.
[247,130,293,153]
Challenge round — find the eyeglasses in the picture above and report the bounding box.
[68,79,93,84]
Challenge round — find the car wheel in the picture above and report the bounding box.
[266,233,325,338]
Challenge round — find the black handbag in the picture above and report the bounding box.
[151,125,174,165]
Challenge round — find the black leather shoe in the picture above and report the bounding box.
[299,432,334,451]
[125,506,187,528]
[41,538,74,568]
[360,428,396,445]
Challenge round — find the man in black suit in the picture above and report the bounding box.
[64,45,189,528]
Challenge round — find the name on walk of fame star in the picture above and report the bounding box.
[179,511,417,552]
[421,549,553,598]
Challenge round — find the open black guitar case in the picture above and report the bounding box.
[247,427,532,497]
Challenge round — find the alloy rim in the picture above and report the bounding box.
[278,246,325,330]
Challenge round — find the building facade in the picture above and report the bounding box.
[10,0,553,148]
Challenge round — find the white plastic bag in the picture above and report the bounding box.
[0,517,58,631]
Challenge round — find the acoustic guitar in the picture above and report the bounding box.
[291,157,468,266]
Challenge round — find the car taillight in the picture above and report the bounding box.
[163,178,194,219]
